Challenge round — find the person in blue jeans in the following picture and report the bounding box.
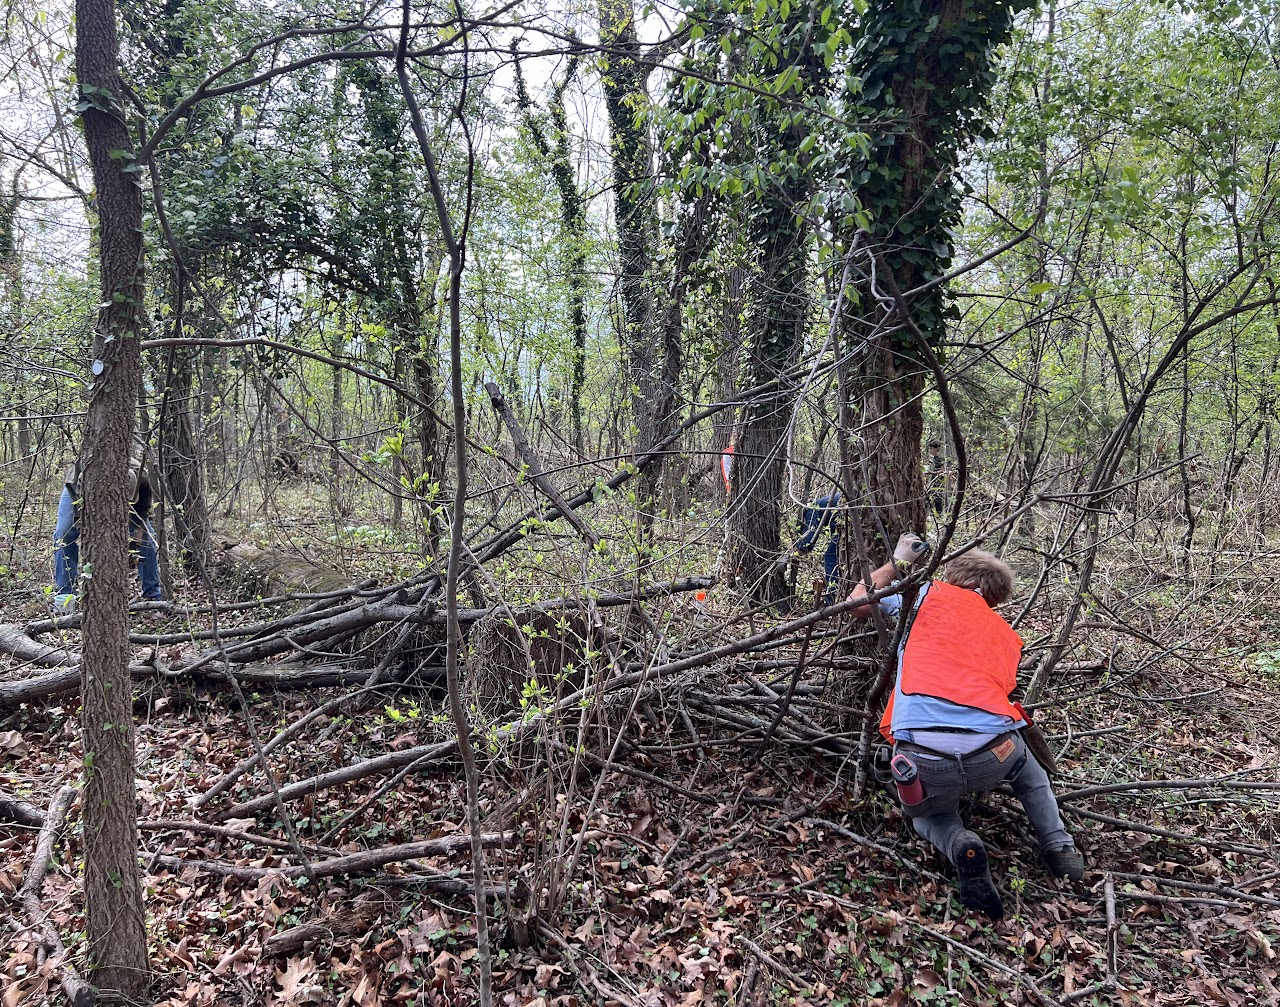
[794,492,841,603]
[53,454,163,611]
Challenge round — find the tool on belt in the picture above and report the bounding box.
[1012,700,1058,776]
[890,752,925,805]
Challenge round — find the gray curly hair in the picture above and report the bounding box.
[945,549,1015,606]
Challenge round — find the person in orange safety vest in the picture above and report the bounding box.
[849,535,1084,920]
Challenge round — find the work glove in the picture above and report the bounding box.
[893,532,929,566]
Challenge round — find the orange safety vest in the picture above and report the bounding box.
[880,581,1024,741]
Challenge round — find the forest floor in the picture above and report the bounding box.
[1,528,1279,1006]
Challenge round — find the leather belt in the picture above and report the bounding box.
[894,730,1017,759]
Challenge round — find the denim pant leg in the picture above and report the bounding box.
[1008,746,1074,851]
[132,516,163,600]
[901,754,969,863]
[53,488,79,595]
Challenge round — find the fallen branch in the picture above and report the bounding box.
[17,785,94,1007]
[139,819,342,857]
[0,624,76,667]
[221,738,458,819]
[196,685,388,809]
[1106,869,1280,908]
[1064,873,1119,1003]
[264,894,387,956]
[1,787,46,826]
[148,831,513,880]
[0,659,440,711]
[1066,806,1272,857]
[737,934,809,992]
[1057,776,1280,802]
[804,817,947,883]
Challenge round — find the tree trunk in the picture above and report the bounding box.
[856,339,926,547]
[75,0,150,994]
[728,190,811,602]
[514,55,589,457]
[724,11,824,603]
[159,334,213,568]
[846,0,1029,543]
[599,0,662,493]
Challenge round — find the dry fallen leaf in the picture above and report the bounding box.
[211,945,253,976]
[1249,930,1276,961]
[0,730,28,760]
[274,955,328,1004]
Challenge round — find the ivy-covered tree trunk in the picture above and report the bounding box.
[847,0,1031,542]
[0,184,28,459]
[856,338,927,543]
[599,0,664,506]
[75,0,150,994]
[728,193,812,601]
[725,6,827,603]
[349,60,443,550]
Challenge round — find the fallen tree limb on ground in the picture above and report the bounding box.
[0,787,46,826]
[1057,776,1280,802]
[139,819,343,857]
[0,625,76,668]
[17,785,94,1007]
[1065,805,1273,857]
[0,659,441,710]
[148,831,513,880]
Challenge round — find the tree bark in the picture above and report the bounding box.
[727,254,807,602]
[856,339,926,545]
[599,0,662,494]
[726,17,823,602]
[514,54,589,456]
[158,303,213,569]
[847,0,1029,541]
[75,0,151,994]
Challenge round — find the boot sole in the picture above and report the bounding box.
[953,833,1004,920]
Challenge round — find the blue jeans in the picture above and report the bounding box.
[795,494,841,603]
[895,732,1073,861]
[54,487,162,600]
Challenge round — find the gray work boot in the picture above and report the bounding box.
[952,830,1004,920]
[1043,845,1085,881]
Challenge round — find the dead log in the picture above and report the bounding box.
[264,893,387,956]
[1,787,46,827]
[17,785,94,1007]
[0,624,75,667]
[0,667,84,707]
[0,660,442,711]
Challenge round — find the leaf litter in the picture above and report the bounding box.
[2,590,1279,1005]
